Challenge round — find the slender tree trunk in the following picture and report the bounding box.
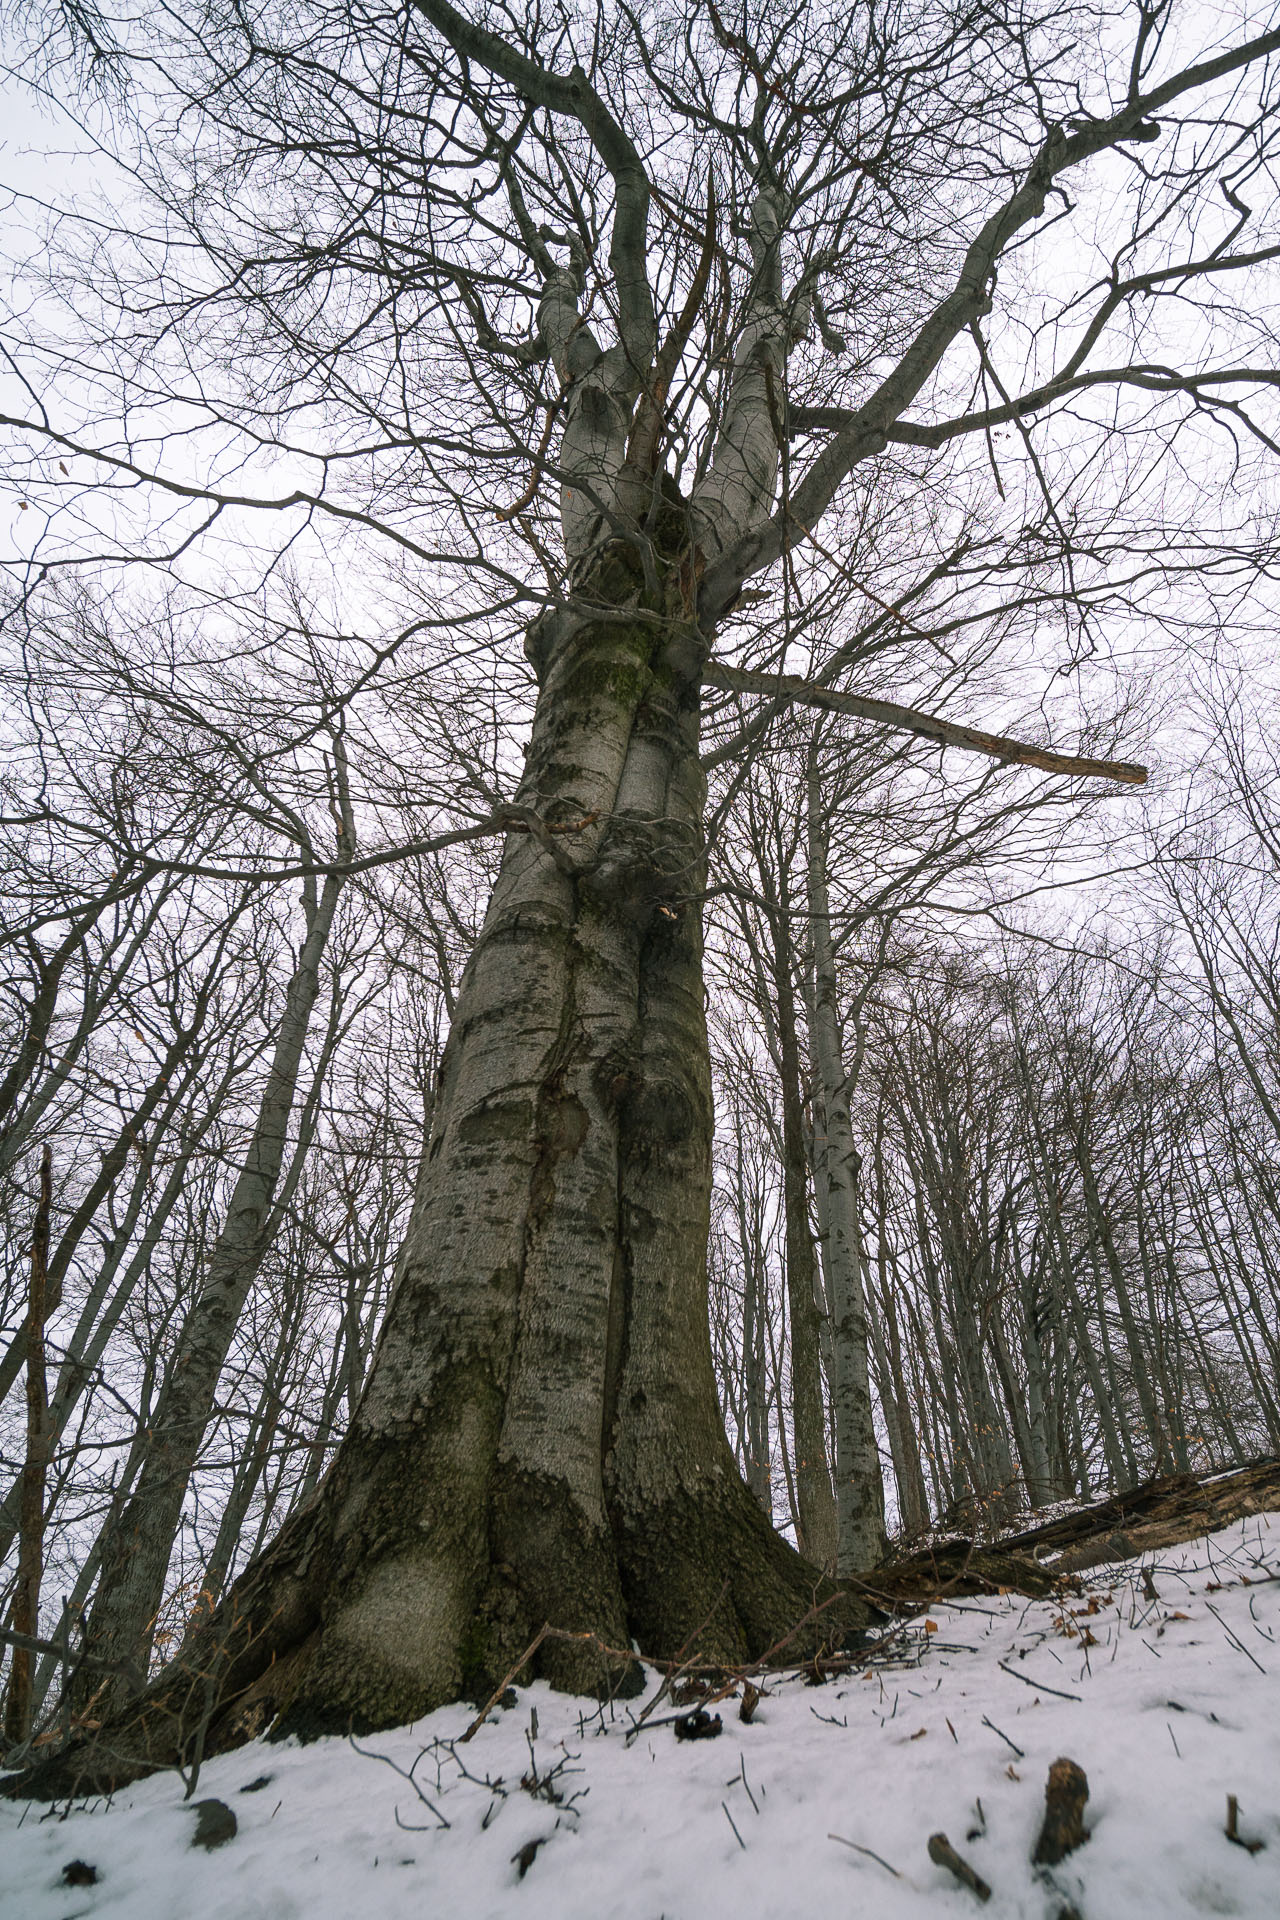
[1008,1221,1055,1504]
[4,1146,51,1748]
[76,800,354,1711]
[805,751,885,1571]
[987,1305,1037,1505]
[1071,1121,1170,1473]
[1017,1076,1130,1489]
[0,876,182,1185]
[1134,1177,1187,1472]
[1067,1387,1093,1502]
[0,1045,244,1562]
[769,881,838,1569]
[868,1130,930,1532]
[874,1259,929,1533]
[1080,1223,1140,1485]
[734,1137,773,1516]
[0,936,235,1412]
[904,1197,965,1513]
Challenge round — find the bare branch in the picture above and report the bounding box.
[698,21,1280,622]
[702,663,1147,785]
[411,0,655,369]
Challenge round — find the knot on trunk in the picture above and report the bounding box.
[586,815,700,917]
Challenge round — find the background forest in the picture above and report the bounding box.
[5,566,1279,1729]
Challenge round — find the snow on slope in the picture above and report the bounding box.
[3,1514,1278,1920]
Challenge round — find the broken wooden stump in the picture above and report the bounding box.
[1033,1757,1089,1867]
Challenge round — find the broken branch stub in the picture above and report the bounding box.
[927,1832,992,1901]
[1033,1757,1090,1866]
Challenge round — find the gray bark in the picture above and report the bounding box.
[733,1133,774,1516]
[76,788,355,1707]
[22,520,867,1790]
[805,752,886,1572]
[1069,1115,1171,1474]
[768,869,838,1571]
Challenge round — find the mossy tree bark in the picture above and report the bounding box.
[13,522,863,1795]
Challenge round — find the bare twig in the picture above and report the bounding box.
[1225,1794,1266,1854]
[1204,1602,1268,1674]
[980,1715,1024,1758]
[348,1735,452,1829]
[829,1832,902,1877]
[721,1800,746,1850]
[998,1659,1082,1701]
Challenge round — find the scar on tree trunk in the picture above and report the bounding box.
[5,520,873,1802]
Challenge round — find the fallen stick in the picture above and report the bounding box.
[998,1659,1082,1702]
[928,1831,991,1901]
[981,1714,1024,1759]
[829,1832,901,1877]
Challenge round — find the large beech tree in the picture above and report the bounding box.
[4,0,1279,1786]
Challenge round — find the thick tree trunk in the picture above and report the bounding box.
[12,530,866,1797]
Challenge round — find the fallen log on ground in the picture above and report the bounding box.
[857,1456,1280,1608]
[1003,1456,1280,1575]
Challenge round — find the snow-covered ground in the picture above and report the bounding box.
[3,1514,1278,1919]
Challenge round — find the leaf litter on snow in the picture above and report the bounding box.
[2,1513,1279,1918]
